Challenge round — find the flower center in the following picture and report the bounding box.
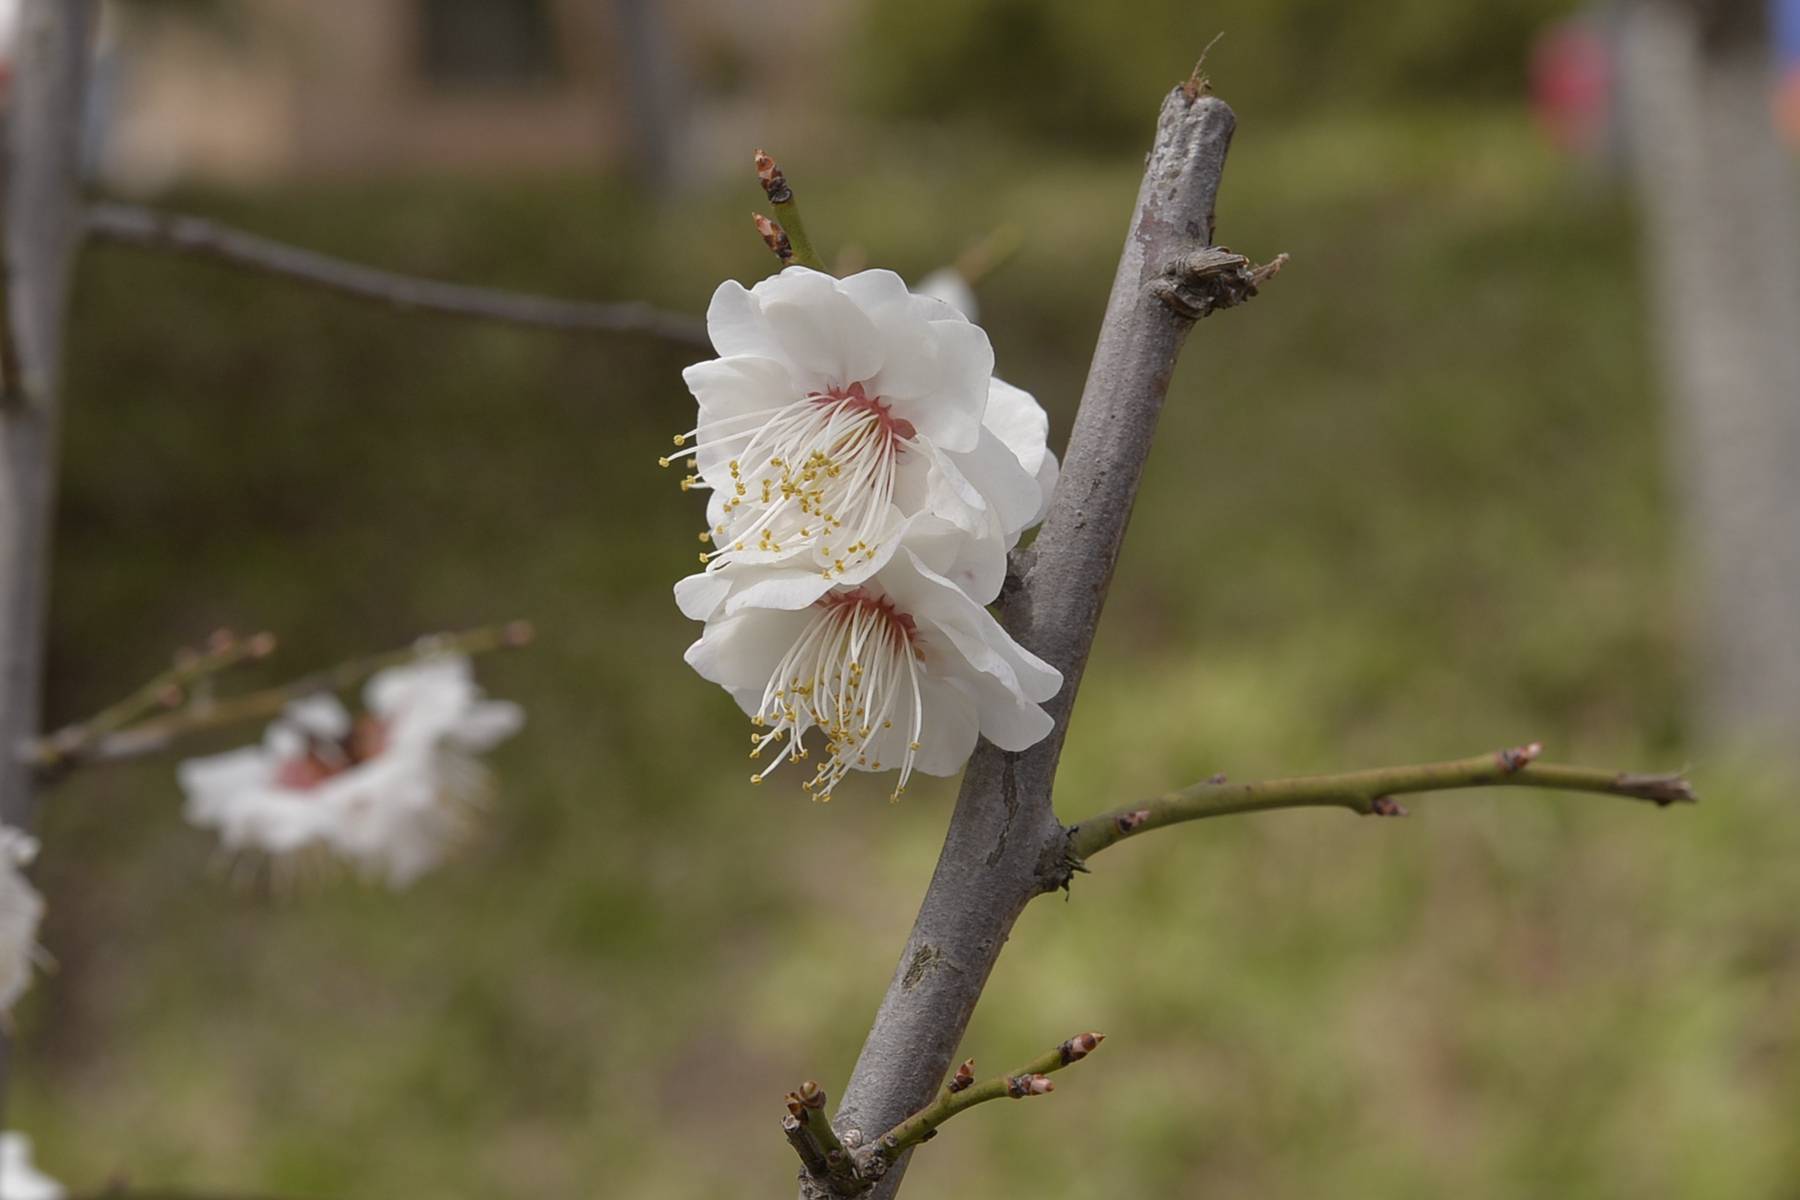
[274,716,390,791]
[668,382,913,581]
[748,588,925,802]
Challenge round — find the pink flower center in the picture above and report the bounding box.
[810,381,917,443]
[820,587,920,649]
[274,716,391,791]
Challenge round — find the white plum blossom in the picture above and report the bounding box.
[177,655,523,888]
[684,520,1062,802]
[0,827,45,1020]
[666,267,1056,621]
[0,1133,63,1200]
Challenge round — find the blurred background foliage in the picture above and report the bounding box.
[11,1,1799,1198]
[856,0,1574,145]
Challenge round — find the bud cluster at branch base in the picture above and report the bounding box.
[670,266,1063,801]
[176,655,523,887]
[0,826,46,1020]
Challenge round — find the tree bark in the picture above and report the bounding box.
[1618,0,1800,753]
[0,0,96,1110]
[820,87,1238,1198]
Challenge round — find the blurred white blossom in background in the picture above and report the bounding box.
[914,267,979,321]
[0,1132,62,1200]
[0,827,45,1020]
[178,655,523,887]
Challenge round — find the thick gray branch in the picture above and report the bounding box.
[83,202,712,347]
[0,0,96,1115]
[1,0,92,825]
[821,88,1239,1199]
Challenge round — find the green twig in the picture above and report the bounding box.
[863,1033,1104,1172]
[755,150,825,271]
[29,621,534,772]
[1066,743,1696,864]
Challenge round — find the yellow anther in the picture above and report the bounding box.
[673,435,687,447]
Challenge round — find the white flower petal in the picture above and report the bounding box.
[684,606,813,701]
[452,700,525,751]
[982,377,1050,477]
[702,279,773,359]
[674,570,733,622]
[946,427,1042,546]
[761,281,884,387]
[895,320,991,453]
[682,355,796,424]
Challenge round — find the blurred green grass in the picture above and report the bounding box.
[14,104,1797,1199]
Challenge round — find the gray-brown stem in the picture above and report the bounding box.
[0,0,96,1112]
[818,88,1241,1198]
[83,203,711,347]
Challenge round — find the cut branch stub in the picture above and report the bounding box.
[1149,247,1288,321]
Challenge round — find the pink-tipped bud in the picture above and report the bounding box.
[1060,1032,1105,1064]
[1498,741,1544,773]
[155,684,184,709]
[754,213,794,263]
[245,632,278,659]
[1369,795,1408,817]
[948,1058,976,1093]
[1207,771,1228,785]
[206,628,237,654]
[797,1080,826,1110]
[1006,1074,1054,1098]
[754,150,792,204]
[502,619,536,648]
[1114,808,1151,834]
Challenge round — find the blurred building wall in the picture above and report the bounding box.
[94,0,850,192]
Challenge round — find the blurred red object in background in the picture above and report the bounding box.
[1531,19,1612,154]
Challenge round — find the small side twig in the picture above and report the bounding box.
[26,620,534,772]
[754,150,824,270]
[1065,743,1697,865]
[82,203,711,347]
[859,1033,1105,1177]
[785,1080,860,1194]
[31,628,277,769]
